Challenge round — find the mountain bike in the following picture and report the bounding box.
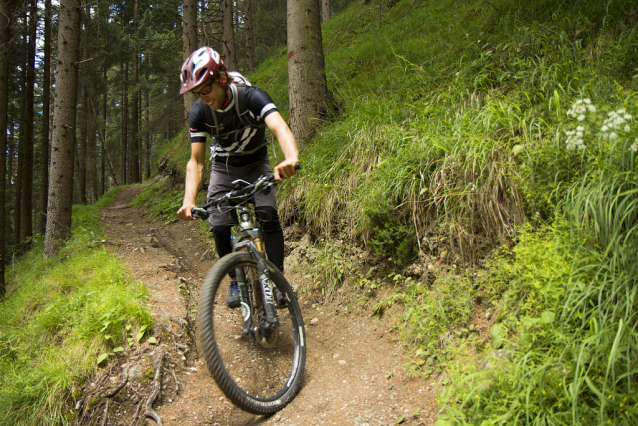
[192,171,306,415]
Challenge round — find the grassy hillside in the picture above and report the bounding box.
[246,1,638,424]
[0,190,153,425]
[4,0,635,424]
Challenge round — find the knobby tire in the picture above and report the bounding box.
[198,252,306,414]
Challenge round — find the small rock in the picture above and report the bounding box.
[333,353,340,359]
[128,364,144,381]
[311,318,319,325]
[338,360,346,366]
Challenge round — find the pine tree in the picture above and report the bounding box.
[287,0,331,144]
[44,0,82,259]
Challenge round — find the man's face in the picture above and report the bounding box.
[193,76,227,110]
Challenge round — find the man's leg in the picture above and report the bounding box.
[256,206,287,308]
[255,206,284,273]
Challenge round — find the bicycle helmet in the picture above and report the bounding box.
[179,47,226,94]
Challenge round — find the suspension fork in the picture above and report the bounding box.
[251,247,279,328]
[232,238,279,334]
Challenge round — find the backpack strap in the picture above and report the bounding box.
[202,103,220,138]
[233,84,264,128]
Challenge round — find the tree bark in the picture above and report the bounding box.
[287,0,330,144]
[245,0,255,72]
[38,0,52,235]
[101,31,108,196]
[44,0,81,259]
[145,87,151,179]
[78,45,88,204]
[20,0,37,250]
[0,0,19,296]
[130,0,140,183]
[14,83,25,251]
[182,0,198,121]
[220,0,237,69]
[322,0,331,22]
[120,61,128,185]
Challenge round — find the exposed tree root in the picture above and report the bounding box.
[143,348,166,425]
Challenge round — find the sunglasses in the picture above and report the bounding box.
[192,81,214,96]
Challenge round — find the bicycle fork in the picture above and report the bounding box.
[232,240,280,336]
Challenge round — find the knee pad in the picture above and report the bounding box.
[255,206,281,231]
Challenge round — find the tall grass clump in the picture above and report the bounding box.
[0,187,153,426]
[262,0,635,265]
[438,93,638,425]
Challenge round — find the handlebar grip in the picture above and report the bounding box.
[191,207,210,220]
[294,162,301,171]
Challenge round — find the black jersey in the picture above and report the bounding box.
[188,85,279,167]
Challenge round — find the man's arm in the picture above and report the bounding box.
[177,142,207,220]
[264,111,299,183]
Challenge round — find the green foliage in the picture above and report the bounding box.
[131,183,185,224]
[0,191,152,426]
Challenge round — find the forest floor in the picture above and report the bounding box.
[83,183,438,426]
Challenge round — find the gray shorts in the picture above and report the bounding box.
[206,158,277,228]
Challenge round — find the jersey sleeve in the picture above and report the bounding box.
[188,99,208,144]
[245,87,279,122]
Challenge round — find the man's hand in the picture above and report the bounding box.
[177,202,197,221]
[274,158,299,183]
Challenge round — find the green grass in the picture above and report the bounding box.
[0,187,153,426]
[249,1,638,424]
[122,0,638,424]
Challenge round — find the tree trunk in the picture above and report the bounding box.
[20,0,37,250]
[88,123,98,203]
[44,0,81,259]
[0,0,19,296]
[78,50,88,204]
[130,0,140,183]
[220,0,237,69]
[182,0,198,121]
[245,0,255,72]
[287,0,330,144]
[322,0,331,22]
[145,88,151,179]
[14,88,25,251]
[101,31,108,196]
[38,0,52,235]
[120,62,128,185]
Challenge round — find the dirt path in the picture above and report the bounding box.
[94,185,437,426]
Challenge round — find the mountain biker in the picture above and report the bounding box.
[176,46,299,309]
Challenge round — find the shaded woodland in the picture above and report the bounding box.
[0,0,354,286]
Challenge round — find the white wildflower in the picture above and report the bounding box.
[584,98,591,104]
[577,126,585,131]
[624,125,631,133]
[610,132,618,141]
[601,125,609,132]
[631,140,638,152]
[624,114,632,120]
[588,105,596,113]
[578,114,586,121]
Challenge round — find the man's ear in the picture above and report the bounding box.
[218,70,228,84]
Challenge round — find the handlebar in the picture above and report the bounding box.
[191,163,301,220]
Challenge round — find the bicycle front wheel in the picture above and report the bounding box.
[197,251,306,415]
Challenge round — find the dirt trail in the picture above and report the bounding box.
[93,184,437,426]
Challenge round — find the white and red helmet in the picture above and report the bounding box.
[179,47,226,94]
